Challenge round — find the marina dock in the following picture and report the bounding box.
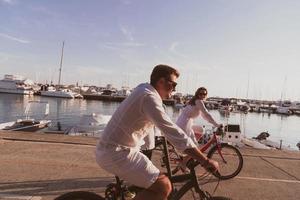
[0,131,299,200]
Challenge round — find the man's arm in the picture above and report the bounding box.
[142,94,219,172]
[142,94,197,152]
[184,148,219,172]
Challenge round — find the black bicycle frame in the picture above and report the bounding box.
[160,136,207,200]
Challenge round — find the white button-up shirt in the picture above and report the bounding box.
[98,83,197,152]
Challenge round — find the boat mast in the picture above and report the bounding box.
[280,76,287,105]
[246,72,250,99]
[58,41,65,87]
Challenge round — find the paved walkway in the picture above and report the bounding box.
[0,131,299,200]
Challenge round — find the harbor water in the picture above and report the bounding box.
[0,93,299,150]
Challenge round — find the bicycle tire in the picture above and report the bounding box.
[54,191,104,200]
[207,143,243,180]
[173,182,232,200]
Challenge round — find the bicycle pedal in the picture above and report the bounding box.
[124,190,136,200]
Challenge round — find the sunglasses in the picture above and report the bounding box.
[165,78,177,91]
[199,92,207,96]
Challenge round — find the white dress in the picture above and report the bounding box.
[176,99,219,145]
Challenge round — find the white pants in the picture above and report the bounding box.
[95,143,160,188]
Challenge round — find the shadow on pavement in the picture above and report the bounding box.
[0,176,114,196]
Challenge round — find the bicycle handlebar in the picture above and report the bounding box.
[212,124,224,136]
[186,158,220,176]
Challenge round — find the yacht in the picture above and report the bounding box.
[276,100,292,115]
[40,85,77,98]
[218,99,232,116]
[276,106,292,115]
[0,74,34,95]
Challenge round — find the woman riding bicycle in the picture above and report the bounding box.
[176,87,222,146]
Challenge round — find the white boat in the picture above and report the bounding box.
[276,106,292,115]
[241,136,271,149]
[218,99,232,116]
[39,42,82,99]
[0,101,51,132]
[66,113,111,137]
[0,74,34,95]
[259,139,294,151]
[249,103,261,113]
[218,106,231,116]
[236,100,250,113]
[114,86,131,97]
[0,119,51,132]
[40,86,77,98]
[291,101,300,110]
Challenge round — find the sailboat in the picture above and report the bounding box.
[40,42,82,98]
[276,76,292,115]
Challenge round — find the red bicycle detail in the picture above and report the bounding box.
[157,126,243,180]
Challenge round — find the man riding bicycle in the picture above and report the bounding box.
[96,64,219,200]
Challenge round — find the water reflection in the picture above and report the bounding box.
[0,94,29,121]
[0,94,299,149]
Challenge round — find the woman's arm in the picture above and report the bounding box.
[196,100,219,127]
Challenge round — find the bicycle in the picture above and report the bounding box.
[55,136,232,200]
[156,126,243,180]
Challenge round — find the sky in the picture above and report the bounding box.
[1,0,300,101]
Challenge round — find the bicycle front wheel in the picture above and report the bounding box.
[54,191,105,200]
[207,143,243,180]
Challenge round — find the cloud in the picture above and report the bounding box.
[169,42,188,58]
[29,5,60,18]
[107,42,144,47]
[0,33,30,44]
[120,24,134,41]
[169,42,179,52]
[0,0,15,5]
[100,42,145,51]
[120,0,132,5]
[0,52,11,63]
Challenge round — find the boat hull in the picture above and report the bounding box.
[0,88,33,95]
[0,120,51,132]
[40,91,74,98]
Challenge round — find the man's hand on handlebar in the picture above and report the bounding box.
[201,158,219,174]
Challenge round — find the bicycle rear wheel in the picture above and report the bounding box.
[54,191,104,200]
[207,143,243,180]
